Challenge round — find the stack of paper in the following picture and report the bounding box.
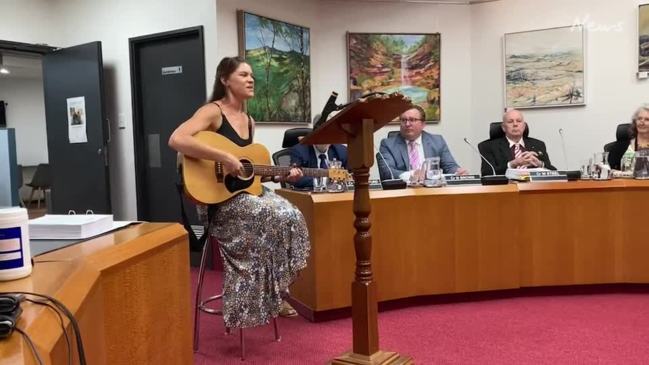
[29,214,114,239]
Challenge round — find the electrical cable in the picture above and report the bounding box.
[25,298,72,365]
[1,292,86,365]
[14,326,45,365]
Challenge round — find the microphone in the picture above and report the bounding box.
[463,137,509,185]
[558,128,569,170]
[557,128,581,180]
[314,91,339,129]
[375,143,406,190]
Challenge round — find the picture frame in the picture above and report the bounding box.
[640,4,649,72]
[503,25,586,109]
[237,10,311,124]
[347,32,441,123]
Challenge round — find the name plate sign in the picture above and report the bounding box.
[445,174,482,186]
[529,170,568,182]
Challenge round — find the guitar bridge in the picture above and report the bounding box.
[215,162,224,182]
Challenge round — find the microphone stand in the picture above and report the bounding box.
[463,138,509,185]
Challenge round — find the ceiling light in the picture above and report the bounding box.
[0,67,9,74]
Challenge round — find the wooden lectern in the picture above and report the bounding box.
[301,93,413,365]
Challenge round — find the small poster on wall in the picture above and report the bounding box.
[66,96,87,143]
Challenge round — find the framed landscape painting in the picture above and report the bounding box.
[504,25,585,109]
[640,4,649,72]
[238,11,310,123]
[347,33,441,122]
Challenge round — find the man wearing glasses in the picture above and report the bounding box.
[378,105,467,182]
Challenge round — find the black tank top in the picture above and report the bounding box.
[213,102,252,147]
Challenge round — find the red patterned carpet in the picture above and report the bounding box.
[192,269,649,365]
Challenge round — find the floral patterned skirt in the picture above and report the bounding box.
[199,189,310,328]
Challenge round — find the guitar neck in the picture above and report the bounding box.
[253,165,329,178]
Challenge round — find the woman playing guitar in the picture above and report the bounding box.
[169,57,309,325]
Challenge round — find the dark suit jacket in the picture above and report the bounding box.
[289,144,348,188]
[606,140,631,170]
[377,131,460,181]
[478,137,556,176]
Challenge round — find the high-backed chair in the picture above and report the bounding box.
[487,121,529,140]
[27,163,51,208]
[281,127,312,148]
[604,123,632,152]
[387,130,400,139]
[272,149,292,188]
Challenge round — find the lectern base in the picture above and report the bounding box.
[331,350,413,365]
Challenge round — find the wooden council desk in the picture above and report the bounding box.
[277,180,649,320]
[0,223,191,365]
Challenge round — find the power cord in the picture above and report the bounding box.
[13,327,45,365]
[25,298,72,365]
[0,292,86,365]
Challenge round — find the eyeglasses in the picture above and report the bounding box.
[399,118,422,124]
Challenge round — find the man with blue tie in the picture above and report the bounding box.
[378,105,467,182]
[289,143,348,188]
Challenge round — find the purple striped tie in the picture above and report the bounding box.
[408,141,421,170]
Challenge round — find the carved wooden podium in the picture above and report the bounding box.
[301,93,413,365]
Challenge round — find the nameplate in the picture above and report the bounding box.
[445,174,482,186]
[529,171,568,182]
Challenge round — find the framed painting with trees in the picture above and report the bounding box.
[238,11,310,124]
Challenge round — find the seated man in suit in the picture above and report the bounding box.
[289,142,348,188]
[479,109,555,176]
[378,105,467,182]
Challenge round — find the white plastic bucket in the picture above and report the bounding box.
[0,207,32,281]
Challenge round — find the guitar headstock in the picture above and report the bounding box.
[328,167,352,181]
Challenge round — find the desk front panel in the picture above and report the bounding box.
[279,186,520,312]
[281,181,649,315]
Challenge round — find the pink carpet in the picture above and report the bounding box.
[192,269,649,364]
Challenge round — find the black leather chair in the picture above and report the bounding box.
[604,123,632,152]
[387,130,400,139]
[487,121,529,140]
[272,149,292,188]
[281,127,312,148]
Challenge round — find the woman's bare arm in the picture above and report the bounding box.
[169,103,243,175]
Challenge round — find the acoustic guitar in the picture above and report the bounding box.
[182,131,350,204]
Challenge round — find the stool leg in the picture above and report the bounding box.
[28,188,35,208]
[193,238,211,351]
[240,328,245,361]
[37,188,42,209]
[273,317,281,342]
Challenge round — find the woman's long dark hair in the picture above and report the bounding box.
[208,56,247,102]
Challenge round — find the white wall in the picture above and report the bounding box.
[0,0,59,45]
[6,0,649,218]
[0,78,49,166]
[218,0,474,176]
[471,0,649,170]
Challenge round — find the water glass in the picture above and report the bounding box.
[591,152,611,180]
[580,158,592,179]
[633,152,649,179]
[422,157,444,187]
[313,177,328,193]
[620,154,634,173]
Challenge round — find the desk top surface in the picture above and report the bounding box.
[278,179,649,203]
